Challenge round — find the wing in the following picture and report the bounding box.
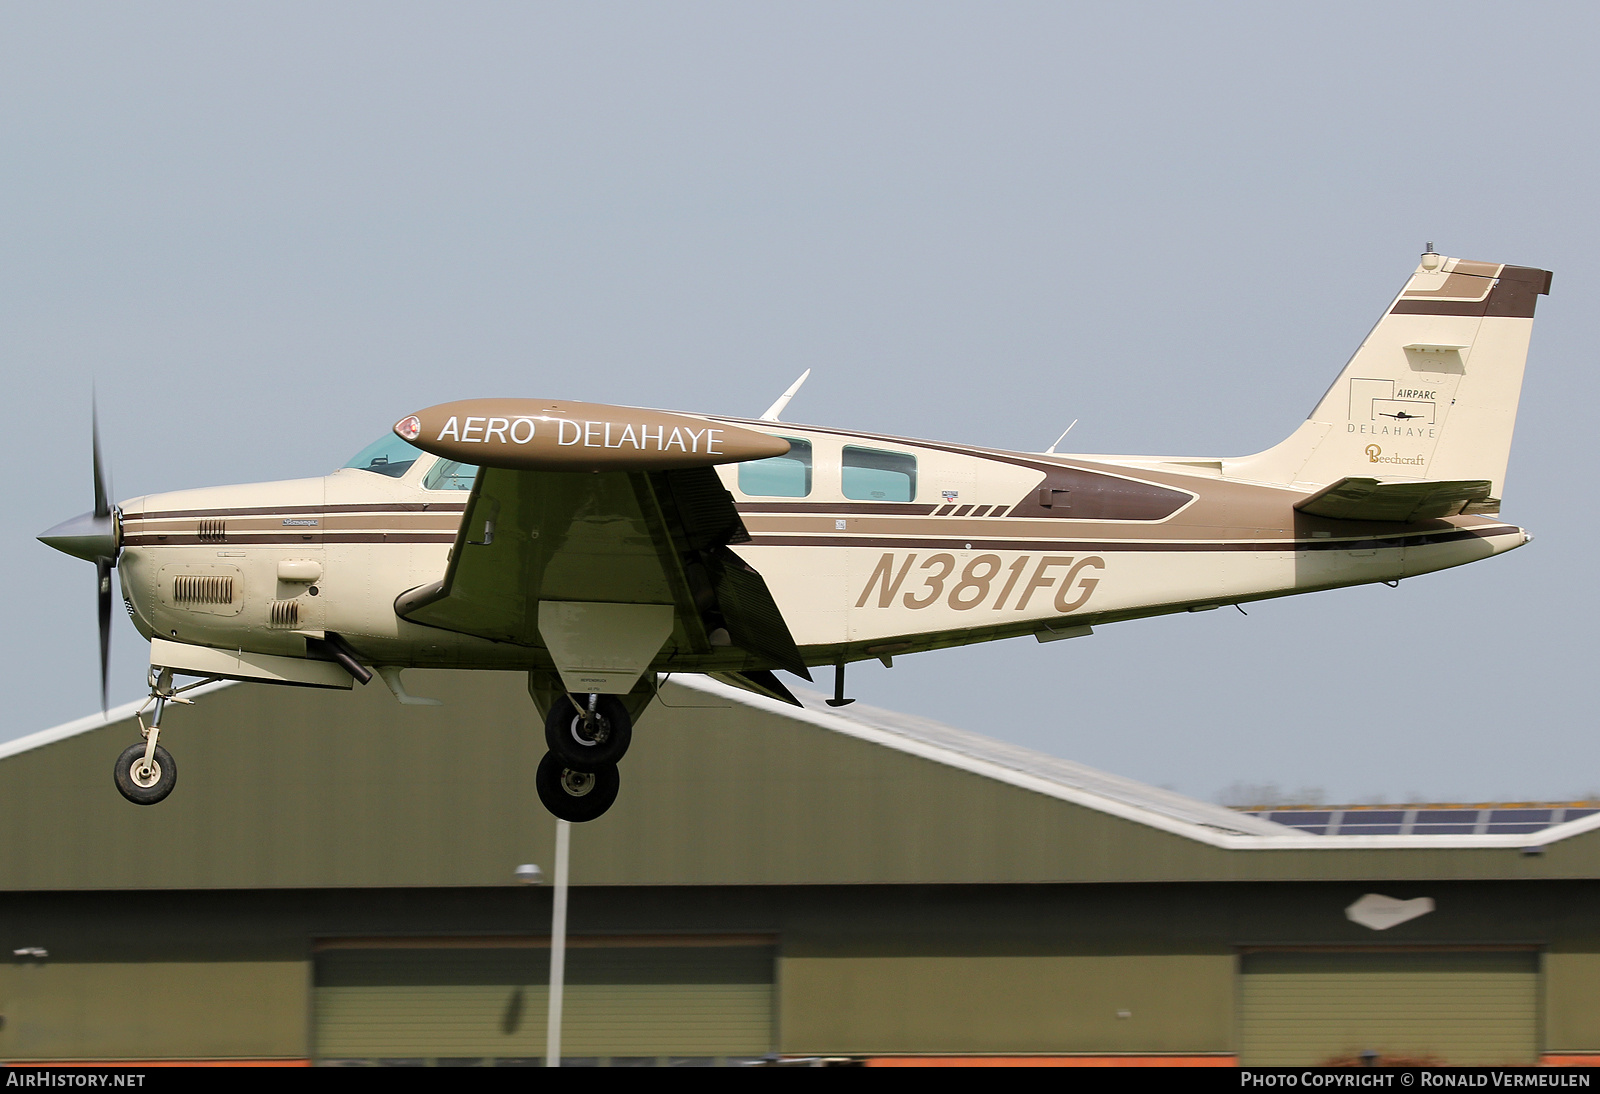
[394,465,809,682]
[1294,477,1496,522]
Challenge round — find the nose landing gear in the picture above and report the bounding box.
[113,667,214,806]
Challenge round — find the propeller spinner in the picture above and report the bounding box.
[38,407,121,709]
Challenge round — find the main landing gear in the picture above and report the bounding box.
[114,667,212,805]
[535,692,632,823]
[535,753,621,823]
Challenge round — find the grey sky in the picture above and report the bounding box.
[6,3,1596,803]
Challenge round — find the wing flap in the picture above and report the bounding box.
[708,547,808,676]
[1295,477,1496,522]
[704,669,805,708]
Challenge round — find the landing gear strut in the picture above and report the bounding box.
[113,667,212,805]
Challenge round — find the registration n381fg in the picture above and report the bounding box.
[856,553,1105,613]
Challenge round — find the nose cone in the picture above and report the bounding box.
[39,510,117,563]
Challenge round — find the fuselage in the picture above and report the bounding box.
[113,416,1529,676]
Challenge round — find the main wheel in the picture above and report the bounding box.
[535,752,620,822]
[114,743,177,805]
[544,694,632,769]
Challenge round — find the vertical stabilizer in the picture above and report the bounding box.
[1225,252,1551,506]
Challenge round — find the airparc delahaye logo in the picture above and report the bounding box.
[1346,378,1439,439]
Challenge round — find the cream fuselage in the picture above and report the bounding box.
[116,418,1528,676]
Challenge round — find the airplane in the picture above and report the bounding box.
[39,248,1551,821]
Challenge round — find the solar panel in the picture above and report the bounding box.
[1268,810,1331,834]
[1343,810,1406,825]
[1243,804,1600,838]
[1491,809,1554,824]
[1334,821,1403,835]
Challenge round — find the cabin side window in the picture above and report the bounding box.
[842,446,916,502]
[422,458,479,492]
[738,438,813,498]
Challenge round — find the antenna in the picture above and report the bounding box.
[1045,419,1078,455]
[759,369,811,422]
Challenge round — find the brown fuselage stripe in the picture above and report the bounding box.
[124,533,457,546]
[131,502,468,520]
[123,523,1518,553]
[745,525,1518,554]
[734,501,939,515]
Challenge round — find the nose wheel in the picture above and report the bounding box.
[535,752,620,822]
[114,743,176,805]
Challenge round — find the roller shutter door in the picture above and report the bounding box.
[1238,950,1539,1066]
[314,940,774,1065]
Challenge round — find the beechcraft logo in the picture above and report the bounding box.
[1365,444,1425,467]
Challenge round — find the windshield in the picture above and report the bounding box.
[422,458,478,491]
[343,434,423,478]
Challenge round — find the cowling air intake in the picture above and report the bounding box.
[396,399,789,472]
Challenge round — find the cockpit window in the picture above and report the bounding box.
[343,435,422,479]
[423,458,479,491]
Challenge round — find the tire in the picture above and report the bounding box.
[535,752,620,823]
[544,694,632,769]
[114,743,177,805]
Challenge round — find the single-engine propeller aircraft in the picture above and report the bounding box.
[41,249,1550,821]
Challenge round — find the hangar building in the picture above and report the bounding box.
[0,672,1596,1066]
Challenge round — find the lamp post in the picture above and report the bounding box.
[517,819,572,1067]
[546,820,571,1067]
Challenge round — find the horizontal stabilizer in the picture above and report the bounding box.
[1295,477,1495,522]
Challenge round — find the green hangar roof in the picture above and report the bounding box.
[1,672,1597,891]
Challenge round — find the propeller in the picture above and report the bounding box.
[38,403,121,710]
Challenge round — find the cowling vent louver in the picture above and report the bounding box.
[173,574,234,605]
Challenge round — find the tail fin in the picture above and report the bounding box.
[1226,251,1551,507]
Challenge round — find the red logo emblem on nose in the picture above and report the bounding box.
[396,415,422,441]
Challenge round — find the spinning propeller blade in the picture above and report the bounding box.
[38,404,121,711]
[93,400,110,521]
[97,558,112,711]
